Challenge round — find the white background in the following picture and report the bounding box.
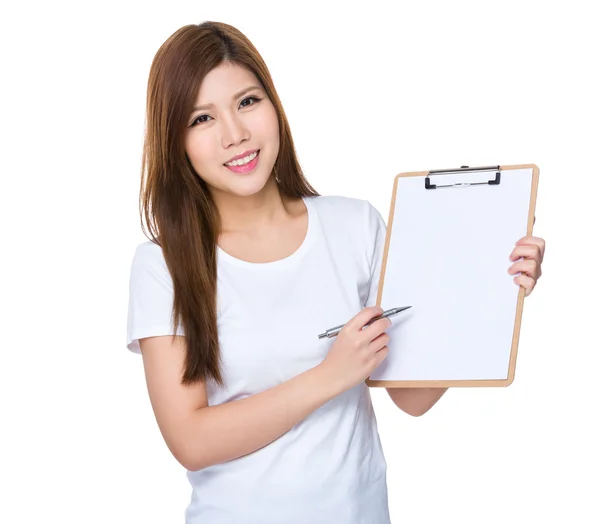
[1,1,598,522]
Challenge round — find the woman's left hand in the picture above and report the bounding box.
[508,221,545,297]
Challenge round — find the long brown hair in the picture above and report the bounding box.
[139,21,320,386]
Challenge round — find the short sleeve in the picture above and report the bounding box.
[364,202,387,308]
[126,242,185,354]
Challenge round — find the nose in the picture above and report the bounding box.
[220,112,250,149]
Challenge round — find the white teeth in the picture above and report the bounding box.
[225,151,258,166]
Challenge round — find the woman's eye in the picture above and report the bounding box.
[240,95,261,108]
[193,115,211,126]
[191,96,261,127]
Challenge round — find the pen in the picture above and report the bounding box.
[317,306,412,339]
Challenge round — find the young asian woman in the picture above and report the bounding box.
[126,21,546,524]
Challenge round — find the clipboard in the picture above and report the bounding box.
[366,164,540,388]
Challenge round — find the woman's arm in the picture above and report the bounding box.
[140,334,341,472]
[386,387,448,416]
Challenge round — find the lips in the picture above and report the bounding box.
[224,150,260,174]
[223,149,260,165]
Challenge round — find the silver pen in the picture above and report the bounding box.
[317,306,412,339]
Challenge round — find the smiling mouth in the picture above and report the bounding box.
[223,149,260,167]
[223,149,261,173]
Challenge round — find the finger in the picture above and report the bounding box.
[508,259,541,280]
[372,345,390,368]
[509,243,541,262]
[347,306,384,332]
[368,331,390,352]
[515,236,546,260]
[363,315,392,340]
[514,274,536,297]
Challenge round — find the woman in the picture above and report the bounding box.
[126,21,545,523]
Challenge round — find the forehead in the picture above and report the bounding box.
[195,62,260,102]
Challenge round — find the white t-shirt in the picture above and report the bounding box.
[126,194,391,524]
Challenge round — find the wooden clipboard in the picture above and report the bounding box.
[366,164,540,388]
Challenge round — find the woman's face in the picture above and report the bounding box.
[184,62,280,198]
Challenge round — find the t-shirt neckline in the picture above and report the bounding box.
[216,195,316,270]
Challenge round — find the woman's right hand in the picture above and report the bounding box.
[318,306,391,395]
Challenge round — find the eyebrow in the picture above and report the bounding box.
[191,85,263,113]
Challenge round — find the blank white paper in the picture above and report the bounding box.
[370,167,533,381]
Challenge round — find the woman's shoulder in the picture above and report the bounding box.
[308,193,374,217]
[308,195,383,248]
[131,238,163,260]
[129,239,168,278]
[309,194,385,247]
